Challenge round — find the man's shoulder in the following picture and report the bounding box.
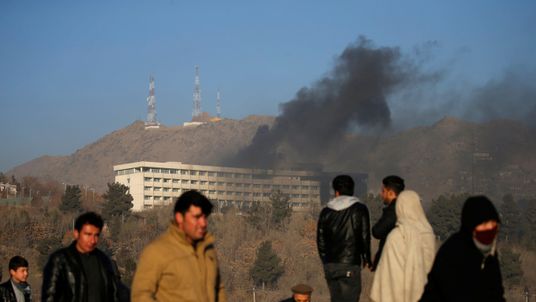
[349,200,369,212]
[0,280,12,290]
[48,245,73,261]
[141,230,187,257]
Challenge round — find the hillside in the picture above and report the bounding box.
[8,115,275,192]
[7,115,536,202]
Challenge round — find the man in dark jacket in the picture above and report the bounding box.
[371,175,405,271]
[0,256,31,302]
[317,175,371,302]
[41,212,119,302]
[420,195,505,302]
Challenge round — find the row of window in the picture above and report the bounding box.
[117,167,311,181]
[143,199,312,209]
[143,192,319,199]
[142,177,318,191]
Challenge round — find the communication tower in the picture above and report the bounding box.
[216,90,221,118]
[145,76,160,129]
[193,65,202,118]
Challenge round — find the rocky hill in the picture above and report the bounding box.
[8,115,275,192]
[7,115,536,202]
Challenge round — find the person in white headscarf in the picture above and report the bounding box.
[370,190,436,302]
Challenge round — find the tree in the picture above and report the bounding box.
[427,193,468,241]
[59,185,82,213]
[499,194,522,243]
[245,201,271,231]
[102,182,133,220]
[250,241,284,288]
[500,246,523,287]
[521,198,536,250]
[270,190,292,228]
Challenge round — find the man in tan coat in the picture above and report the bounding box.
[132,190,226,302]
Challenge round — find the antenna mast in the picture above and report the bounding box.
[193,65,202,118]
[145,76,160,129]
[216,90,221,118]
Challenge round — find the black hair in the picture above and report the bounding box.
[382,175,405,195]
[74,212,104,232]
[9,256,28,271]
[174,190,213,216]
[332,175,355,196]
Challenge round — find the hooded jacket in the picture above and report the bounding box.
[419,195,505,302]
[317,195,372,266]
[131,222,226,302]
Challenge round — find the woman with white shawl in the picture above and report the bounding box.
[370,190,436,302]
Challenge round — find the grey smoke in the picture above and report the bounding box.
[462,68,536,127]
[230,37,438,168]
[229,37,535,169]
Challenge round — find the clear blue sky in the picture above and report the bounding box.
[1,0,535,171]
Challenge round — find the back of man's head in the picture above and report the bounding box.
[382,175,405,195]
[9,256,28,271]
[332,175,355,196]
[174,190,213,216]
[74,212,104,232]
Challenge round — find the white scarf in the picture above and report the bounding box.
[370,190,436,302]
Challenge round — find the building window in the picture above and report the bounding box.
[199,171,206,176]
[153,178,161,182]
[181,180,189,184]
[172,179,179,183]
[144,186,151,191]
[144,177,152,182]
[172,188,180,192]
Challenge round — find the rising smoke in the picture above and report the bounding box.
[228,37,536,170]
[228,37,438,168]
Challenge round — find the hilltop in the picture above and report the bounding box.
[7,115,536,202]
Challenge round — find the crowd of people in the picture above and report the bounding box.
[0,174,506,302]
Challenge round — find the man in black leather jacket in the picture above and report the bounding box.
[317,175,371,302]
[41,212,119,302]
[371,175,405,271]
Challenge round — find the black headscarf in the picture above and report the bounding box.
[460,195,500,234]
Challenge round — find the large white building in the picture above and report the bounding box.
[114,161,324,211]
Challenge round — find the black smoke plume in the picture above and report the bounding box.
[229,37,435,168]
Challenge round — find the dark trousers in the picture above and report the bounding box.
[323,263,362,302]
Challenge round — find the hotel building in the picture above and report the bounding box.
[113,161,334,211]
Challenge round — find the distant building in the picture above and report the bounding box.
[114,161,321,211]
[113,161,367,211]
[0,183,17,198]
